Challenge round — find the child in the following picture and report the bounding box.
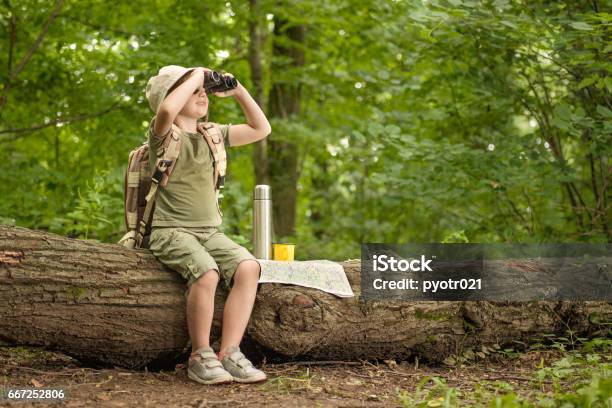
[144,65,271,384]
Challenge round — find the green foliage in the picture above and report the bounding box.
[396,338,612,407]
[50,171,124,241]
[0,0,609,257]
[397,376,461,407]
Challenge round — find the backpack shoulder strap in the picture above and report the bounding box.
[156,123,182,188]
[197,122,227,190]
[135,123,182,247]
[121,122,185,249]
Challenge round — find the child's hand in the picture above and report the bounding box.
[213,73,243,98]
[193,67,213,81]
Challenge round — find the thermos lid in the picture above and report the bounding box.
[254,184,271,200]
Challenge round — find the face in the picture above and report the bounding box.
[178,85,209,118]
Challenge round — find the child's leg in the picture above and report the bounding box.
[148,228,221,357]
[218,260,261,360]
[186,269,220,352]
[201,229,261,360]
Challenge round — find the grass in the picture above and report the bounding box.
[396,337,612,408]
[258,368,316,394]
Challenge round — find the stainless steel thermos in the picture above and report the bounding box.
[253,185,272,259]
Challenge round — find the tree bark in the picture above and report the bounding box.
[0,226,609,369]
[266,18,306,238]
[248,0,269,186]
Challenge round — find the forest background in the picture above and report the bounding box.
[0,0,610,260]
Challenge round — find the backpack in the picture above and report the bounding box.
[118,121,227,249]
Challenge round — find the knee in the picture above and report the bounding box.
[233,260,260,286]
[192,269,219,291]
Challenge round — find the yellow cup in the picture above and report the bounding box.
[273,243,295,261]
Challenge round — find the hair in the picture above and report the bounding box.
[166,68,209,123]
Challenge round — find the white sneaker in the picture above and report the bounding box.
[187,346,233,385]
[220,346,267,383]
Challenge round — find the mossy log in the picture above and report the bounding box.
[0,225,609,369]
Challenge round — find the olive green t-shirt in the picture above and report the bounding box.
[148,119,230,227]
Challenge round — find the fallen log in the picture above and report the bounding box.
[0,225,609,369]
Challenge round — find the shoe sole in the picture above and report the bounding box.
[231,373,268,384]
[188,370,233,385]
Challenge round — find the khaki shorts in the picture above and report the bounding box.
[149,227,258,290]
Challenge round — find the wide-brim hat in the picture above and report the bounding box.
[145,65,193,113]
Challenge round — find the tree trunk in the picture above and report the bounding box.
[0,226,609,369]
[248,0,269,186]
[266,18,306,238]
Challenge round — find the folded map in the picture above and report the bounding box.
[257,259,355,298]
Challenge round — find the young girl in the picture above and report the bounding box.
[145,65,271,384]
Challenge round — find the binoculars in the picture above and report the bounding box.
[204,71,238,94]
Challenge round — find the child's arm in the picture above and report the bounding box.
[153,67,205,138]
[215,78,271,146]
